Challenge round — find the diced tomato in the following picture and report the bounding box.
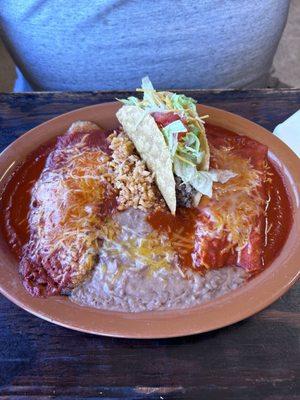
[152,112,180,128]
[152,112,188,140]
[178,132,186,141]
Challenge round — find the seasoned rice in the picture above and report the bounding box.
[107,130,166,212]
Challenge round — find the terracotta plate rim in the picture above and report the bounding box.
[0,102,299,339]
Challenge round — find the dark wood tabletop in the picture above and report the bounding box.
[0,89,299,400]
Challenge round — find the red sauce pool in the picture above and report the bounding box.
[263,161,292,265]
[0,124,293,274]
[147,208,198,269]
[0,140,55,257]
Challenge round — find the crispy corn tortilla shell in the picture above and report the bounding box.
[191,118,210,206]
[198,126,210,171]
[117,105,176,214]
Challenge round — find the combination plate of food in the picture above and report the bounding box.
[0,78,299,337]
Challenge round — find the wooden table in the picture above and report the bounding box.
[0,90,299,400]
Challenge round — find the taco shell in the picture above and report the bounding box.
[198,125,210,171]
[116,105,177,214]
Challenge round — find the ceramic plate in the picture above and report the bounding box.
[0,102,299,338]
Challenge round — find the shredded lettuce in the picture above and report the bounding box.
[170,93,197,113]
[174,157,195,183]
[141,76,154,90]
[141,76,160,111]
[190,170,237,197]
[174,161,237,197]
[119,96,140,106]
[207,169,238,184]
[184,131,200,149]
[162,120,186,156]
[190,172,215,197]
[120,76,200,116]
[177,146,202,166]
[162,120,187,136]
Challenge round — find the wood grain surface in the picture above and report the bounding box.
[0,89,299,400]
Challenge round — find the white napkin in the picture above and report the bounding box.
[273,110,300,157]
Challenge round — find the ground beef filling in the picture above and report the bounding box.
[175,176,197,208]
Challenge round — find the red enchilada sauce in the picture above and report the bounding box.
[0,124,292,294]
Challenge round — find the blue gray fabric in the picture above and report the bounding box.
[14,67,33,91]
[0,0,290,91]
